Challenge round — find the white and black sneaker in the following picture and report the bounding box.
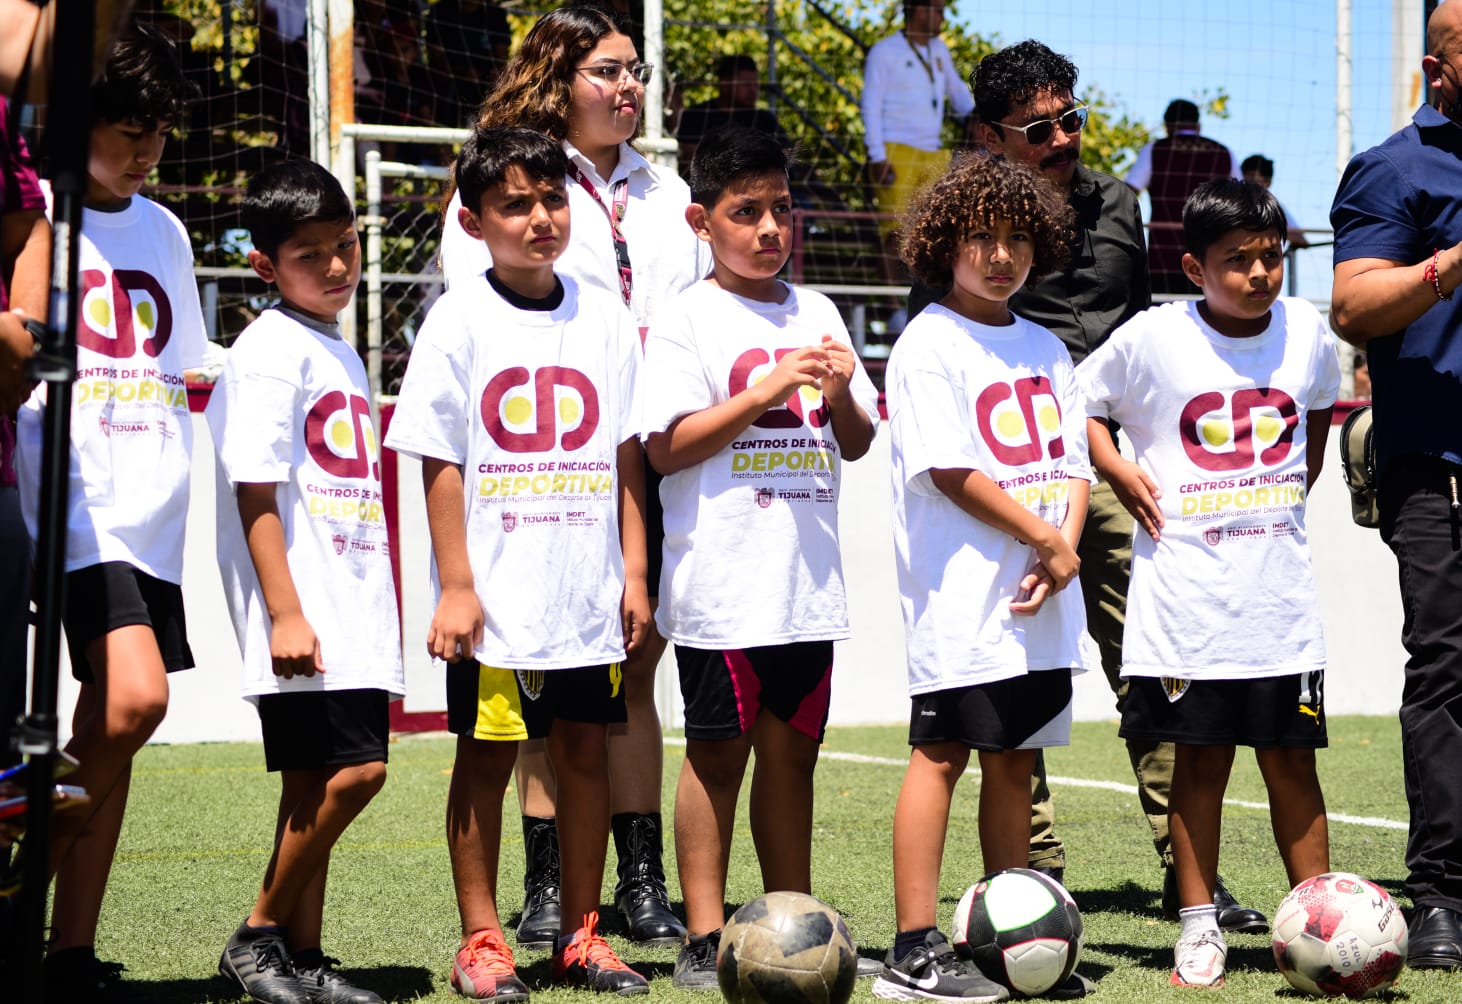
[871,930,1008,1003]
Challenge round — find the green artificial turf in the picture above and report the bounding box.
[72,716,1459,1002]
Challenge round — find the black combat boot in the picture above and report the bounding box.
[516,815,561,949]
[612,812,687,945]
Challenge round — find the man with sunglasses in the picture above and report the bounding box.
[907,39,1266,934]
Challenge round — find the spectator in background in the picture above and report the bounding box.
[861,0,974,287]
[1125,98,1239,295]
[676,54,791,173]
[1240,154,1309,248]
[258,0,310,152]
[423,0,511,129]
[1351,351,1370,400]
[356,0,445,164]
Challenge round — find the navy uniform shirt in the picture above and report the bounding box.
[1332,103,1462,476]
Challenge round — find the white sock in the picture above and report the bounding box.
[1179,904,1220,940]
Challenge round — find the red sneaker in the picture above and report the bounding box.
[451,928,530,1001]
[551,912,649,995]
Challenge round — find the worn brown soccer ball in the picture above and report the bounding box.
[716,892,858,1004]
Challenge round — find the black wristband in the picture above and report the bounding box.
[21,317,47,349]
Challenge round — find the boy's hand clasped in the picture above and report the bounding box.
[1010,530,1080,617]
[817,334,858,404]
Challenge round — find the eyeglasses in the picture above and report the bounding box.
[996,105,1088,145]
[576,62,654,85]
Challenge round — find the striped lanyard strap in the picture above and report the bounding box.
[570,165,633,308]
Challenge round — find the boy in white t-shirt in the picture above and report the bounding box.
[641,126,880,989]
[879,155,1091,1004]
[207,159,403,1004]
[384,126,650,999]
[14,26,207,1001]
[1077,178,1339,989]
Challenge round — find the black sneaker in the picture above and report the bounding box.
[1161,867,1269,934]
[672,930,721,991]
[870,930,1009,1003]
[43,948,155,1004]
[1047,971,1095,999]
[218,921,312,1004]
[293,952,384,1004]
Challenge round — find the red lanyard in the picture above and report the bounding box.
[570,165,633,308]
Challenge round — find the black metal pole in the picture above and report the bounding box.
[16,0,93,998]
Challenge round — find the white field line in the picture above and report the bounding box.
[662,738,1409,832]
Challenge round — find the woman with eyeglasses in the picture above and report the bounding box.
[436,0,709,972]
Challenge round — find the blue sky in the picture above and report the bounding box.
[953,0,1402,301]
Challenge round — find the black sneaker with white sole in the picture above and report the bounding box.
[871,930,1009,1003]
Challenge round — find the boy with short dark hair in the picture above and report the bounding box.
[14,24,206,1001]
[385,125,651,999]
[641,125,879,990]
[207,158,403,1004]
[1078,177,1339,988]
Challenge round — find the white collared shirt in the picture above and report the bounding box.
[440,140,711,331]
[861,32,974,163]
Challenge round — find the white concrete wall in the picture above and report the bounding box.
[42,411,1408,745]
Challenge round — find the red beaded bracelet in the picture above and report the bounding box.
[1426,248,1453,301]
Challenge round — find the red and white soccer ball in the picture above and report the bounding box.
[1271,872,1408,998]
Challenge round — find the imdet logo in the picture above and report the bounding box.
[481,366,599,453]
[975,376,1065,466]
[728,348,830,430]
[1179,388,1297,472]
[78,268,173,359]
[305,391,380,480]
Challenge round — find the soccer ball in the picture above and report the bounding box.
[951,868,1083,996]
[716,891,858,1004]
[1271,872,1408,998]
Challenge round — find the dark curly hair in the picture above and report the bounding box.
[971,40,1078,131]
[900,153,1074,290]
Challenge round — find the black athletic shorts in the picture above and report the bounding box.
[63,561,194,683]
[909,671,1073,751]
[1120,672,1328,748]
[675,641,834,742]
[257,688,391,772]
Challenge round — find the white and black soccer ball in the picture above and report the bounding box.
[1272,872,1407,998]
[716,891,858,1004]
[951,868,1083,996]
